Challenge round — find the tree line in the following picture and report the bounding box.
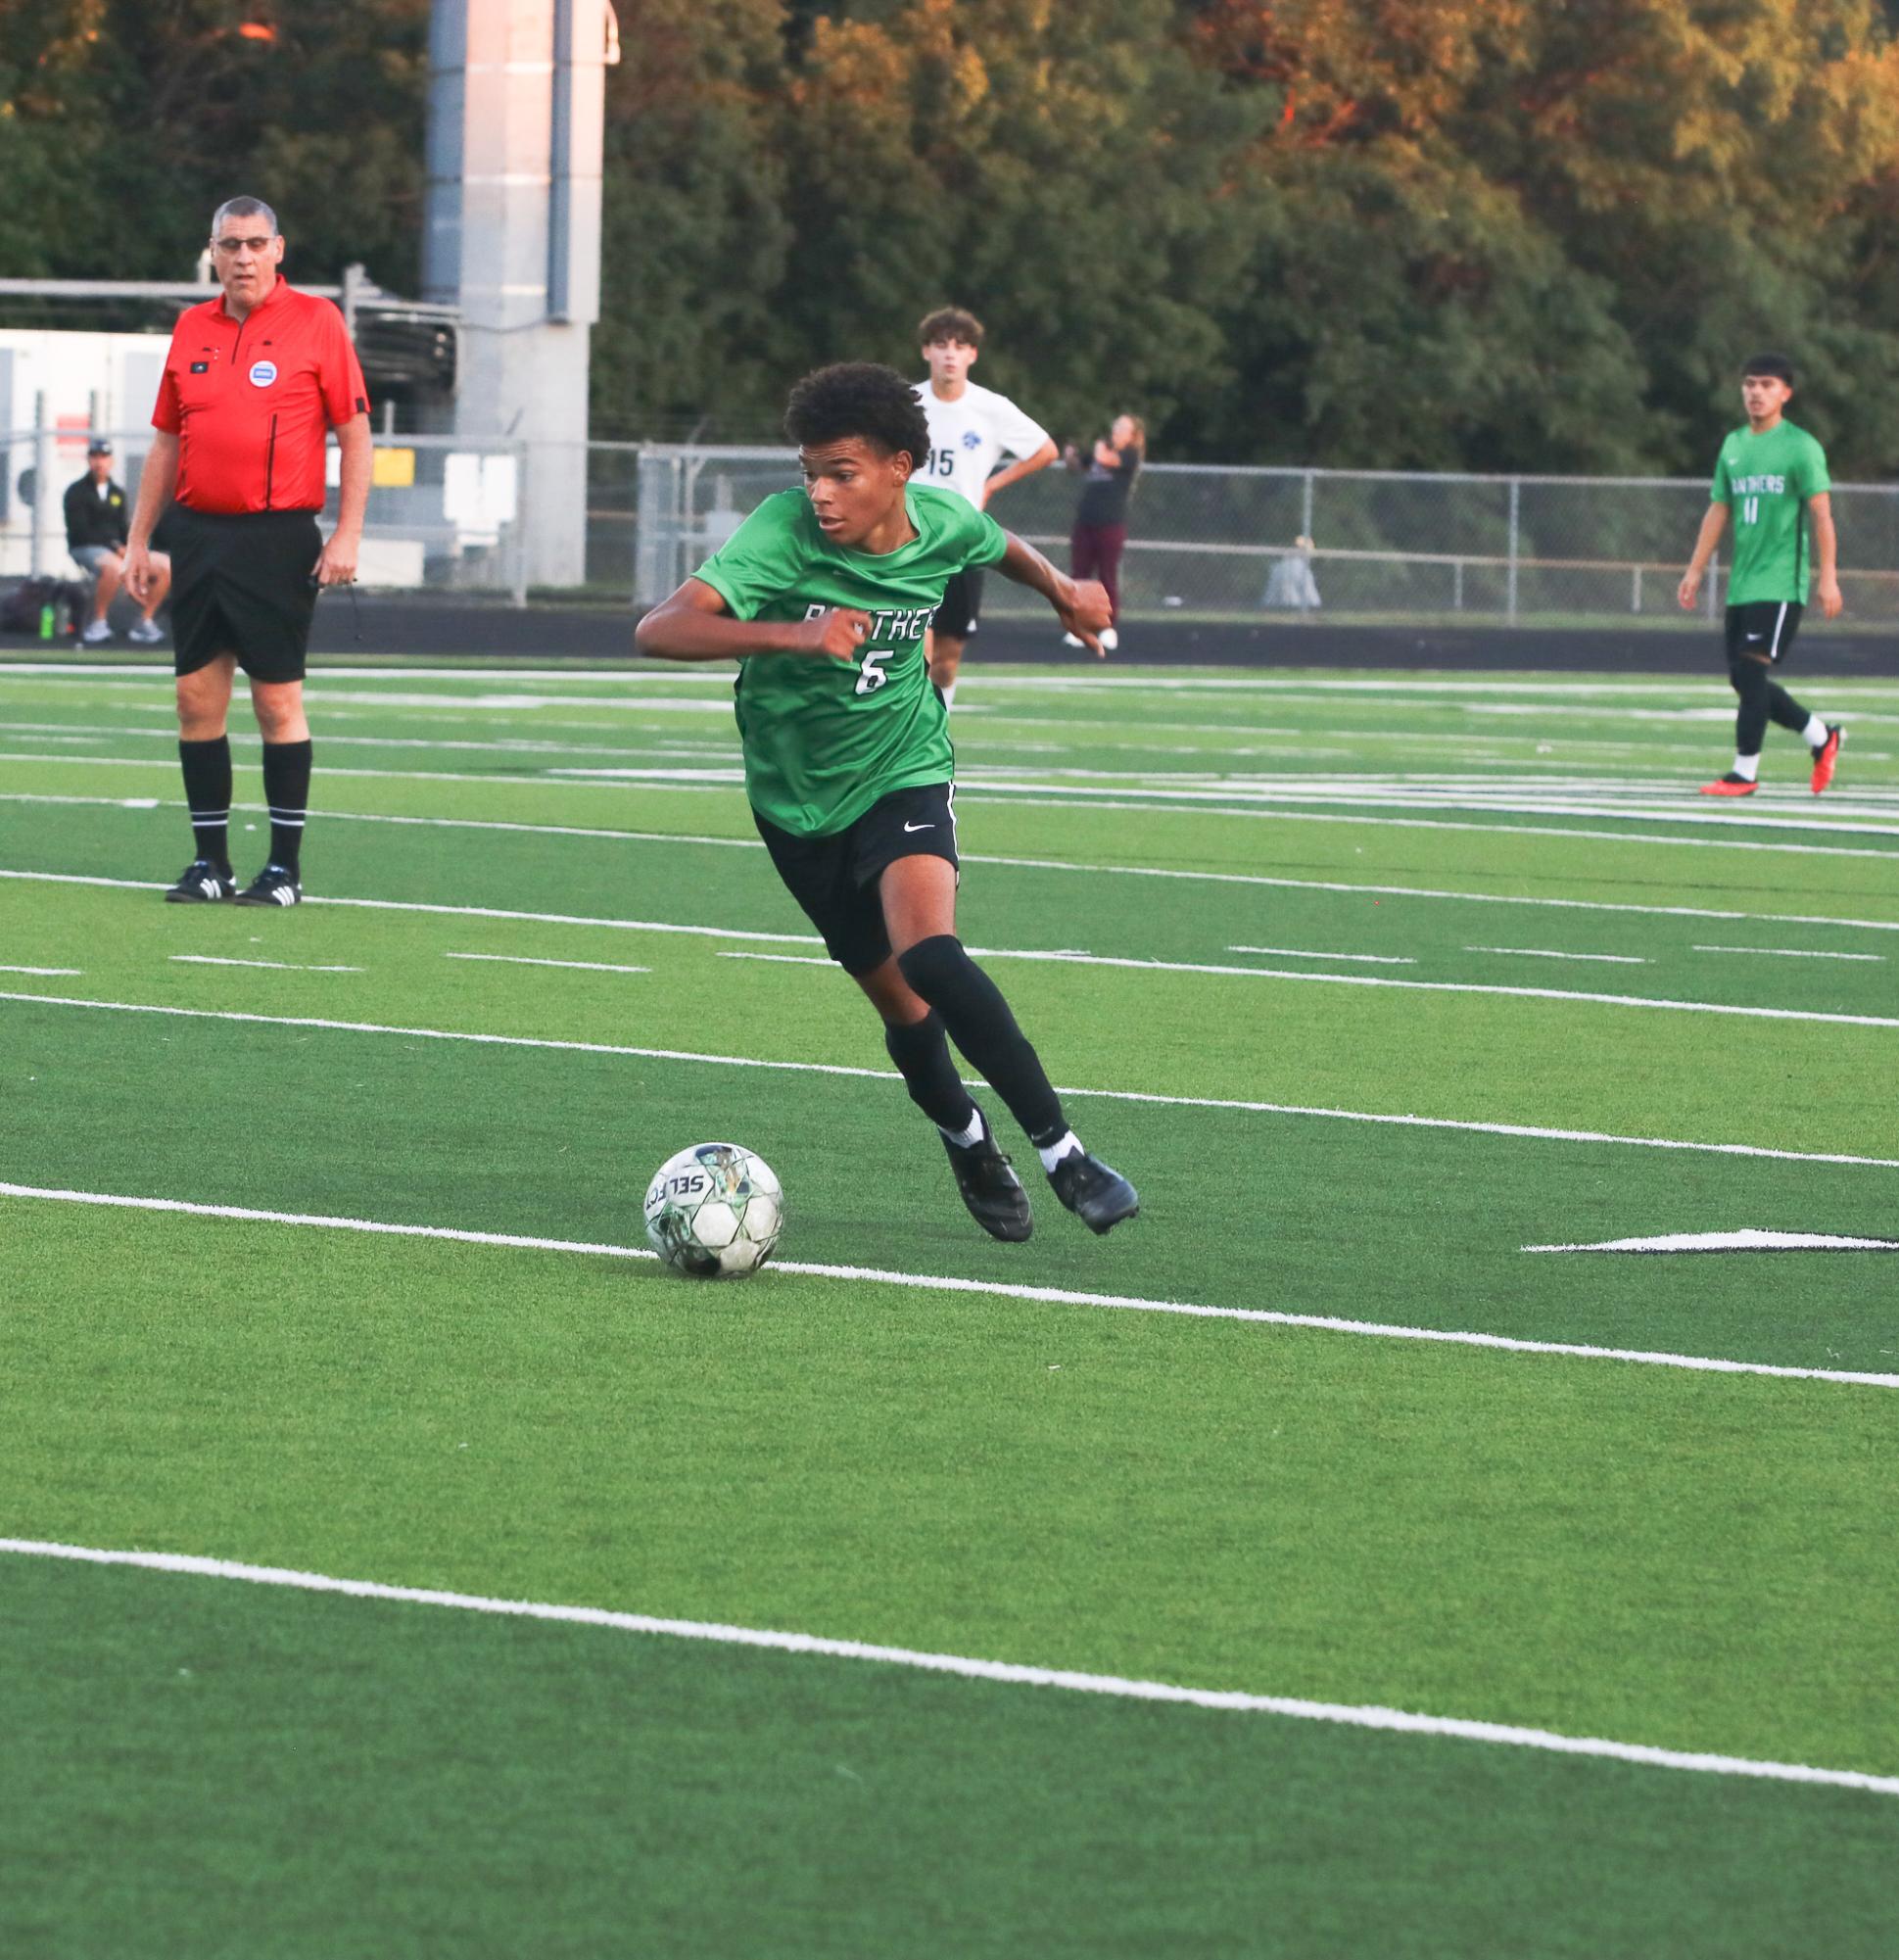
[8,0,1899,475]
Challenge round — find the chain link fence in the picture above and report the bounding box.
[10,421,1898,626]
[624,445,1899,629]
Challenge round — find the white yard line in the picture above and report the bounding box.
[1,983,1894,1172]
[718,951,834,967]
[3,756,1890,856]
[1527,1230,1899,1254]
[446,953,651,975]
[3,1536,1895,1798]
[2,1181,1895,1394]
[169,956,363,972]
[1693,945,1886,963]
[0,963,80,975]
[1,867,1887,1023]
[1467,947,1649,966]
[11,795,1899,935]
[1227,945,1416,965]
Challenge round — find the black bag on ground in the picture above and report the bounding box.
[0,576,89,637]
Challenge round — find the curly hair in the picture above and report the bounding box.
[784,362,930,470]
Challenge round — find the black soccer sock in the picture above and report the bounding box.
[896,934,1067,1146]
[261,737,312,876]
[1727,655,1771,757]
[177,736,232,869]
[1765,680,1811,737]
[883,1009,979,1136]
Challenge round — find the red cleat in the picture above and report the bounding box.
[1811,723,1844,794]
[1699,773,1757,796]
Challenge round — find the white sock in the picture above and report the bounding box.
[1037,1130,1082,1174]
[940,681,957,708]
[1802,714,1828,749]
[937,1108,984,1150]
[1732,752,1760,783]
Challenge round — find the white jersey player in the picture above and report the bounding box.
[913,306,1057,703]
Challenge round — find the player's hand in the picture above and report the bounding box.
[313,532,360,587]
[1677,570,1701,611]
[1817,574,1844,620]
[1055,577,1114,656]
[791,606,870,663]
[123,544,155,604]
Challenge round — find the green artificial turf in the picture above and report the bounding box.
[3,660,1897,1956]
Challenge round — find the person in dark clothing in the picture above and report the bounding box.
[1063,414,1144,651]
[65,438,170,644]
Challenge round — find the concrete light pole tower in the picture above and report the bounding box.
[423,0,615,588]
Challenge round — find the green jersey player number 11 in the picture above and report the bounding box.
[634,359,1140,1243]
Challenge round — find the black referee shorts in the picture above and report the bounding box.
[753,782,961,977]
[933,568,984,642]
[169,505,322,684]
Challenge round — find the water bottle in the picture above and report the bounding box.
[38,601,54,641]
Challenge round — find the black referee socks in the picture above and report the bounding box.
[896,934,1067,1145]
[178,736,232,870]
[261,738,312,877]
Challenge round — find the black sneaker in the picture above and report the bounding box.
[1049,1150,1140,1234]
[234,864,303,907]
[942,1114,1033,1242]
[164,859,237,903]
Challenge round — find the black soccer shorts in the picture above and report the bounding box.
[1724,598,1803,667]
[753,782,961,977]
[932,568,984,642]
[169,506,322,684]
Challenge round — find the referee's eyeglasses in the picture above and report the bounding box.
[212,235,274,256]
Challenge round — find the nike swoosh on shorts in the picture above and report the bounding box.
[904,822,934,833]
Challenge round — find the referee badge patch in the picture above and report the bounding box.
[249,360,279,388]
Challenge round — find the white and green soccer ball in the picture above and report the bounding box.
[642,1142,783,1279]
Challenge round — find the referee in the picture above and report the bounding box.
[124,196,371,906]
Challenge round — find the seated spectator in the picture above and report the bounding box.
[65,439,169,644]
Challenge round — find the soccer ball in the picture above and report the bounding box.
[642,1142,783,1279]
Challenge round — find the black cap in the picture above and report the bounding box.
[86,437,113,455]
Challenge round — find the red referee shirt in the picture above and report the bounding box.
[153,276,369,514]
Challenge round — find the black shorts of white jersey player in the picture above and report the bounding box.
[1725,599,1803,666]
[753,782,959,977]
[932,567,984,641]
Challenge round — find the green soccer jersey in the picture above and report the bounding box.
[1711,419,1830,606]
[692,484,1009,836]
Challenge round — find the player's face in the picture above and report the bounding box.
[799,438,913,547]
[924,338,978,389]
[1741,374,1792,425]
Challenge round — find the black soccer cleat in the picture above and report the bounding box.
[943,1116,1033,1242]
[164,858,237,903]
[234,863,303,907]
[1049,1150,1140,1235]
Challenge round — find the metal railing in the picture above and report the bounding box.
[623,446,1899,627]
[12,420,1899,625]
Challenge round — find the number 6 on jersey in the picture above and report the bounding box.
[855,647,892,695]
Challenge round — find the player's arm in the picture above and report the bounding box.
[1677,502,1729,610]
[122,431,180,603]
[995,531,1113,656]
[981,439,1058,506]
[635,577,865,664]
[1808,492,1843,618]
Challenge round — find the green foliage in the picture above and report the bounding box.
[11,0,1899,472]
